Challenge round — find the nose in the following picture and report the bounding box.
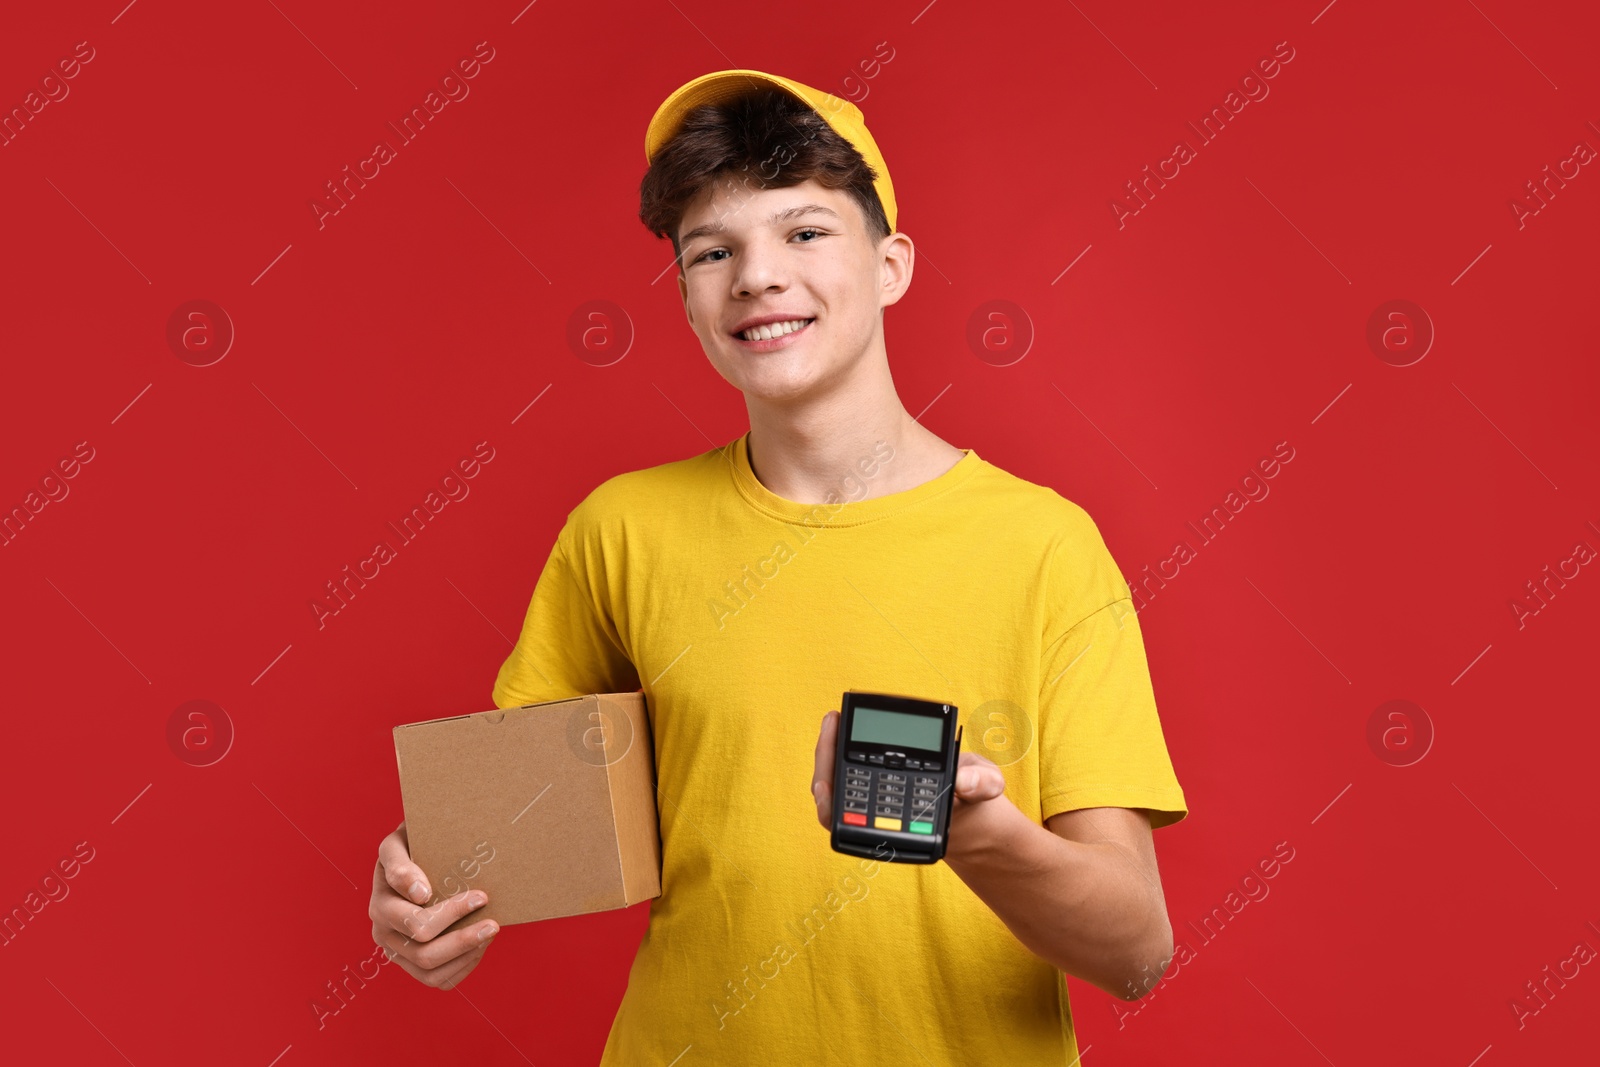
[732,235,788,298]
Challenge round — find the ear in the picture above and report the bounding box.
[878,231,914,312]
[677,271,693,325]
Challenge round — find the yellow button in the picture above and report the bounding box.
[874,816,902,831]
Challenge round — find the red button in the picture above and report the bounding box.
[843,812,867,825]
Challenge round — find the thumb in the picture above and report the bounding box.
[812,779,832,825]
[954,758,1006,801]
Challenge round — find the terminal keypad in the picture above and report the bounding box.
[840,764,941,834]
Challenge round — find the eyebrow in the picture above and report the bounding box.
[679,203,843,248]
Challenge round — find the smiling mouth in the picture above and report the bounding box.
[734,318,815,342]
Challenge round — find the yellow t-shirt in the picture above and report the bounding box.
[492,432,1188,1065]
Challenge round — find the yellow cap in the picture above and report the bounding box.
[643,69,897,233]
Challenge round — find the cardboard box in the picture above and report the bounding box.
[392,692,660,933]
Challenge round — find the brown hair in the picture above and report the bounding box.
[638,86,891,266]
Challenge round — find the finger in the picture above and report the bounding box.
[378,824,432,905]
[398,889,489,943]
[954,754,1006,801]
[425,943,489,991]
[811,710,838,787]
[374,912,499,971]
[379,927,489,989]
[383,888,489,945]
[812,710,838,827]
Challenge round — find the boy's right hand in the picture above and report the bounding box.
[370,820,499,989]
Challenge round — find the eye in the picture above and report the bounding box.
[691,228,825,264]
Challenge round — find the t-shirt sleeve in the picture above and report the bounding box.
[1034,512,1188,830]
[490,517,641,710]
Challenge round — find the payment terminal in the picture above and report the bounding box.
[830,690,962,864]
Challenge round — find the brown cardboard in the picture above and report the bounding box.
[392,692,660,934]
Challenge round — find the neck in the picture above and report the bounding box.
[743,357,961,505]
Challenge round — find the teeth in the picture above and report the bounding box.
[739,318,812,341]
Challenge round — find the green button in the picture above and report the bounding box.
[909,821,933,834]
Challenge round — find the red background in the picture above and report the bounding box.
[3,1,1596,1064]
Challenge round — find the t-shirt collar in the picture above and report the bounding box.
[725,431,982,527]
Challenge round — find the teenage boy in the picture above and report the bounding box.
[370,69,1188,1065]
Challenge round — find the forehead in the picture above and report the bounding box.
[678,177,853,245]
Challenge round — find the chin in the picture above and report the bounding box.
[724,367,797,396]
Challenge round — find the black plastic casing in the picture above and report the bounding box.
[829,690,962,865]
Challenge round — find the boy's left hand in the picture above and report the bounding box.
[811,709,1008,831]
